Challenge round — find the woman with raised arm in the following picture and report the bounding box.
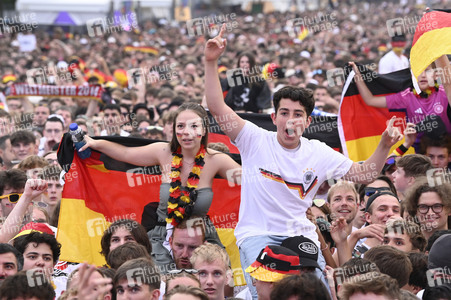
[81,102,241,247]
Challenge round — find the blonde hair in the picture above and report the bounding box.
[190,243,230,271]
[327,180,359,204]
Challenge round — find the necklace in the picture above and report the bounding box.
[412,83,438,99]
[166,144,206,226]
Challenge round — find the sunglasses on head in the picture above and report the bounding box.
[364,187,391,197]
[313,198,326,208]
[34,201,48,208]
[168,269,198,275]
[0,193,23,203]
[385,157,396,165]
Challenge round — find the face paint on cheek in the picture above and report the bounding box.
[176,132,183,137]
[190,128,202,139]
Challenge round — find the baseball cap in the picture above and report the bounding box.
[245,245,301,282]
[12,222,54,240]
[2,74,17,84]
[281,236,321,270]
[217,65,228,74]
[428,234,451,269]
[285,69,296,78]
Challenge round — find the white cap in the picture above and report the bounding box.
[57,61,68,69]
[285,69,296,77]
[300,50,311,58]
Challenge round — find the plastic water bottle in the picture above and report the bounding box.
[69,123,91,159]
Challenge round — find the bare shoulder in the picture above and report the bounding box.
[206,148,226,158]
[142,142,168,151]
[151,142,171,152]
[206,149,235,164]
[143,142,172,162]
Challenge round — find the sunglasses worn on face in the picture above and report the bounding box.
[0,193,23,203]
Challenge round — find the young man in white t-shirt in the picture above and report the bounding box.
[204,25,403,299]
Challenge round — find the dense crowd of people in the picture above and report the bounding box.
[0,0,450,299]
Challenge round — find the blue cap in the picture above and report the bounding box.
[69,123,79,131]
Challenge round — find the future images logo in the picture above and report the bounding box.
[26,269,51,287]
[386,12,437,38]
[287,13,337,38]
[0,13,37,35]
[226,63,279,87]
[125,266,161,286]
[186,14,238,37]
[86,12,138,37]
[327,63,377,87]
[186,217,206,237]
[126,64,178,88]
[426,168,451,187]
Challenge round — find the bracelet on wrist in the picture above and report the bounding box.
[393,144,408,156]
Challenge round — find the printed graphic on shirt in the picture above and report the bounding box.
[259,168,318,199]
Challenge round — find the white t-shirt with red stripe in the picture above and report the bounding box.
[233,121,353,246]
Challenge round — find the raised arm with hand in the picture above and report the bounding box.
[434,55,451,105]
[330,217,352,266]
[65,263,113,300]
[401,122,417,150]
[344,116,403,184]
[349,62,387,108]
[0,179,47,243]
[204,24,245,141]
[80,136,166,166]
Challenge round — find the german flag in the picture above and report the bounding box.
[84,68,112,84]
[57,133,243,283]
[57,112,340,284]
[410,9,451,79]
[338,66,414,161]
[297,26,309,41]
[124,46,159,56]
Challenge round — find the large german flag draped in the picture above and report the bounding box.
[57,112,340,285]
[338,66,414,161]
[411,9,451,79]
[57,136,162,266]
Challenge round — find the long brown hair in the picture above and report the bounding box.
[169,102,209,153]
[100,219,151,258]
[236,51,263,89]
